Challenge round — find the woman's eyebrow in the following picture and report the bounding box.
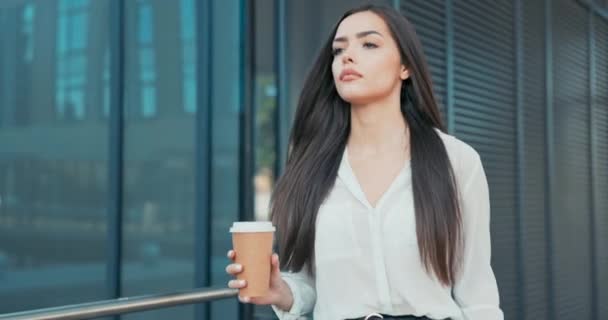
[333,30,383,43]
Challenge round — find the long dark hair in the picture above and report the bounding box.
[270,4,463,286]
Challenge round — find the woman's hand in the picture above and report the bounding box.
[225,250,294,311]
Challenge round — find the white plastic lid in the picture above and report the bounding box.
[230,221,276,233]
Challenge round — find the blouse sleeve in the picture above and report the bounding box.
[271,267,316,320]
[452,154,504,320]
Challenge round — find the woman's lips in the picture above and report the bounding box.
[339,68,363,81]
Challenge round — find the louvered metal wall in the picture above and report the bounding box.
[522,0,549,319]
[399,0,446,120]
[592,11,608,320]
[397,0,608,319]
[552,1,592,319]
[452,2,520,319]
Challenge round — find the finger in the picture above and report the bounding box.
[247,296,260,304]
[228,279,247,289]
[225,264,243,275]
[227,263,243,274]
[271,254,280,271]
[270,253,279,268]
[238,295,251,303]
[227,250,235,260]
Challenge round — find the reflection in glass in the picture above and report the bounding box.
[103,50,110,117]
[180,0,196,114]
[0,0,110,313]
[253,0,277,224]
[253,78,277,223]
[137,2,157,118]
[208,0,240,318]
[56,0,90,120]
[22,4,35,62]
[121,0,196,319]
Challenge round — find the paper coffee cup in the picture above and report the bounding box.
[230,221,276,297]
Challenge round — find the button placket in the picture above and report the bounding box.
[369,206,393,313]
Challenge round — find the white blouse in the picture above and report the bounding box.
[272,129,504,320]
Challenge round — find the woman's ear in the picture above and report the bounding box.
[400,66,410,80]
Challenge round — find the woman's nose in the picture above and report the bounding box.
[341,48,355,64]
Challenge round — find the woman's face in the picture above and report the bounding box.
[331,11,409,105]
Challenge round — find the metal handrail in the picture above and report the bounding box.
[0,287,238,320]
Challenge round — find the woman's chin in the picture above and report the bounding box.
[337,89,374,104]
[338,94,377,106]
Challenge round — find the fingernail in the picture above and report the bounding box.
[239,280,246,286]
[243,296,250,303]
[236,264,242,271]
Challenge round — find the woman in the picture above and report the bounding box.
[226,4,503,320]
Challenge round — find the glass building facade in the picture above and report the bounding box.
[0,1,607,320]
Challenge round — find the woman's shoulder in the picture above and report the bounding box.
[433,128,483,179]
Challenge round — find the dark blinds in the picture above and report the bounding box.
[552,0,592,319]
[399,0,447,121]
[522,0,549,319]
[451,2,519,319]
[592,12,608,320]
[396,2,607,320]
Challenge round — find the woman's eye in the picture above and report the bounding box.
[332,48,344,56]
[363,42,378,49]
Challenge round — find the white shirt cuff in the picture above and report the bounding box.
[271,276,308,320]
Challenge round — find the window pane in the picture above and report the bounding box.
[251,1,277,318]
[0,0,110,313]
[253,0,276,225]
[122,0,197,319]
[209,0,240,317]
[2,0,243,318]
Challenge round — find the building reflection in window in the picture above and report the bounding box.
[180,0,196,114]
[56,0,89,120]
[103,49,110,117]
[137,1,157,118]
[22,4,35,63]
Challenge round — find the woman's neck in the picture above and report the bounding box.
[347,95,409,157]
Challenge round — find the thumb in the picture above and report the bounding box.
[271,253,281,276]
